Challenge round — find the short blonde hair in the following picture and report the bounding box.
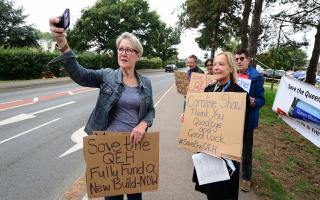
[215,52,237,83]
[116,32,143,57]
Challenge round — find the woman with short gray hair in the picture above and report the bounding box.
[49,17,155,200]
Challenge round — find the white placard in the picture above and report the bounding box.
[237,78,251,93]
[272,76,320,147]
[192,153,230,185]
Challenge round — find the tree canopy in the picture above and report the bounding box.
[257,45,307,71]
[178,0,242,57]
[0,0,39,48]
[270,0,320,84]
[68,0,180,61]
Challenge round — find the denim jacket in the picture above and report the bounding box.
[51,51,155,135]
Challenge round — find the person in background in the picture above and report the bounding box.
[235,48,265,192]
[184,52,249,200]
[180,54,205,121]
[49,17,155,200]
[187,54,204,80]
[204,58,214,75]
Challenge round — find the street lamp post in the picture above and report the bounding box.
[271,21,289,90]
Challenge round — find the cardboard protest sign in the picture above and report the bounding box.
[83,132,159,198]
[178,92,246,161]
[188,72,216,93]
[174,71,189,95]
[272,76,320,147]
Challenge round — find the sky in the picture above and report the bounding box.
[13,0,315,60]
[13,0,209,60]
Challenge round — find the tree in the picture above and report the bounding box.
[178,0,242,57]
[248,0,264,61]
[0,0,39,48]
[271,0,320,85]
[240,0,252,50]
[68,0,180,61]
[257,45,307,71]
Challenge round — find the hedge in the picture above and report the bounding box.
[0,48,164,80]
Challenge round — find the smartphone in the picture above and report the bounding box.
[54,8,70,30]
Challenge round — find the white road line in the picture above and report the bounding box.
[58,126,87,158]
[0,101,75,126]
[0,102,35,111]
[30,101,75,115]
[154,84,175,108]
[0,99,22,104]
[0,118,61,145]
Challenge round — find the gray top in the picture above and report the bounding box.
[106,84,140,132]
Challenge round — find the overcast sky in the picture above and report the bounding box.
[13,0,315,60]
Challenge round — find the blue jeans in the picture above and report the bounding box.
[242,127,254,181]
[104,193,142,200]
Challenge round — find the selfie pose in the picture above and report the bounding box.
[49,16,155,200]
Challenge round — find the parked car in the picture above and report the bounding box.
[316,75,320,84]
[292,70,306,81]
[165,64,177,72]
[256,65,265,76]
[265,69,286,79]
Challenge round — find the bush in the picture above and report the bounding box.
[0,48,164,80]
[136,57,163,69]
[0,48,58,80]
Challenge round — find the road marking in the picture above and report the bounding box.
[0,99,22,104]
[0,118,60,145]
[0,87,96,111]
[154,84,175,108]
[59,126,87,158]
[0,101,75,126]
[30,101,75,115]
[0,99,35,111]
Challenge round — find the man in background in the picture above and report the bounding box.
[187,54,204,80]
[235,49,265,192]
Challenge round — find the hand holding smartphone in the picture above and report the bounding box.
[54,8,70,30]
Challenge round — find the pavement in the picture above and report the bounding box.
[1,70,259,200]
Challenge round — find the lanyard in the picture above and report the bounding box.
[214,80,231,92]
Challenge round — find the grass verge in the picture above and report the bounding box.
[252,85,320,200]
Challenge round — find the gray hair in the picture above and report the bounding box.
[216,52,238,83]
[116,32,143,57]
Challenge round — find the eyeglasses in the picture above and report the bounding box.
[235,57,245,62]
[206,64,213,67]
[117,47,138,55]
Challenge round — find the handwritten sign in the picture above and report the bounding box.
[174,71,189,95]
[237,78,251,93]
[188,72,216,93]
[83,132,159,198]
[178,93,246,161]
